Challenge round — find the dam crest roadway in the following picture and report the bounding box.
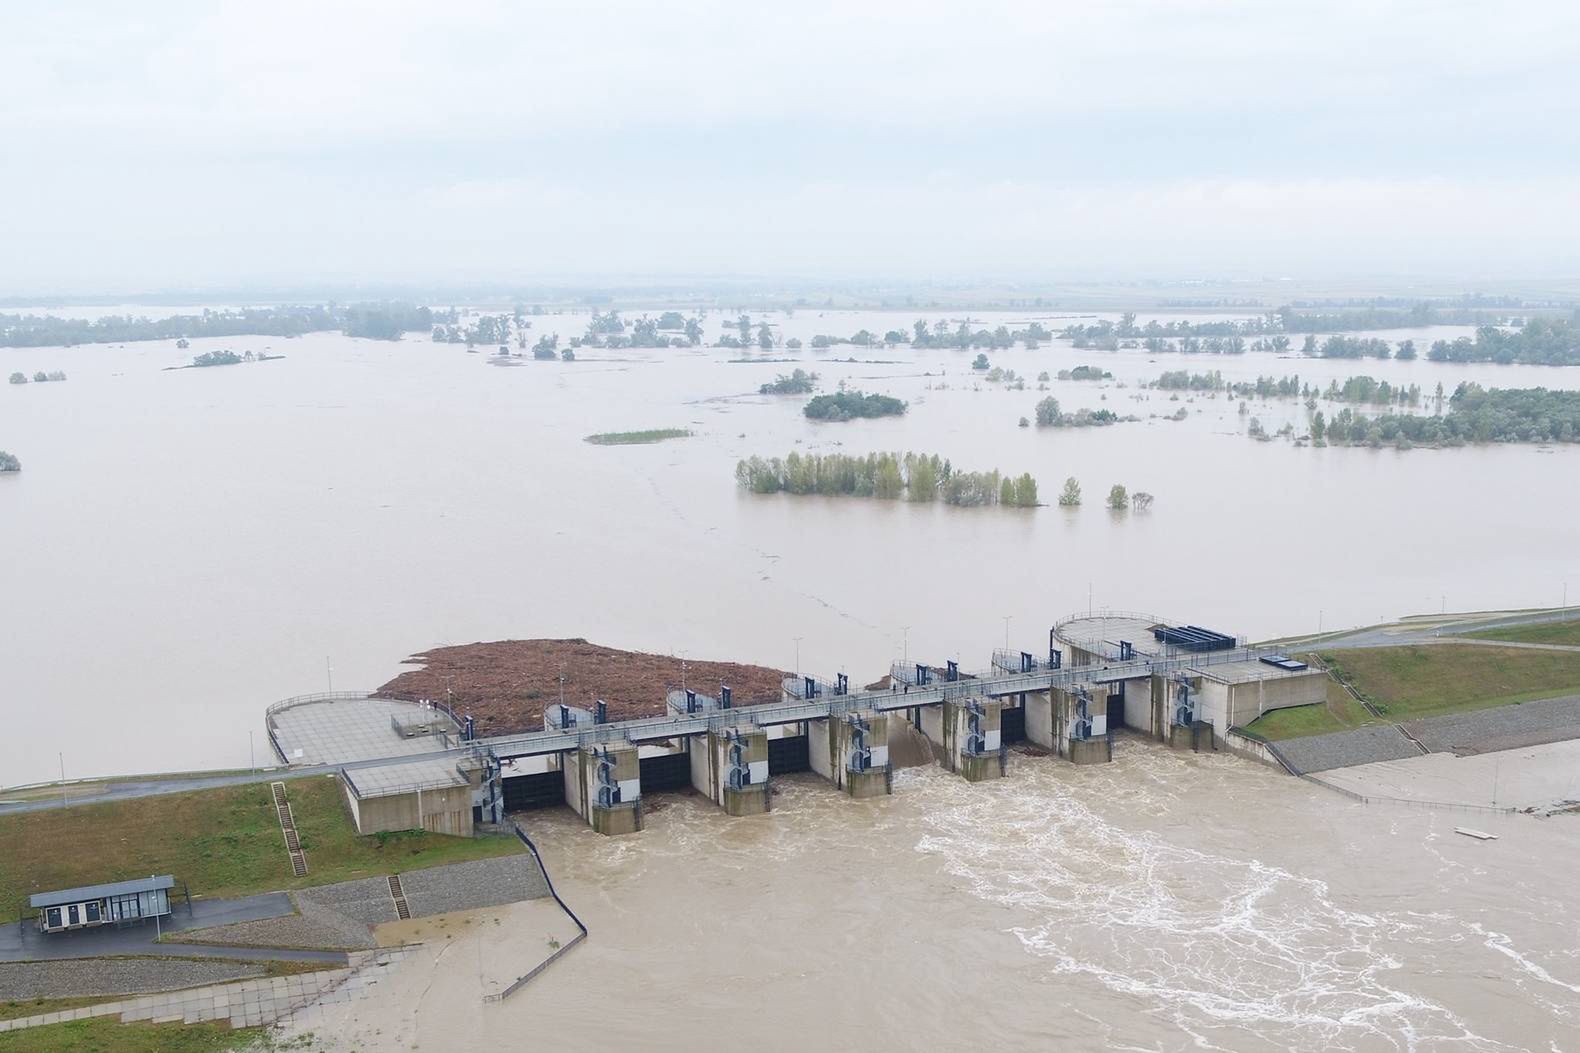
[265,613,1331,837]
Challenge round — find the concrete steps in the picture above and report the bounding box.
[271,781,309,877]
[387,873,411,920]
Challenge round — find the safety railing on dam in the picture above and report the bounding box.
[468,645,1270,762]
[266,646,1270,770]
[265,690,465,765]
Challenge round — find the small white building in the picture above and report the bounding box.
[30,875,174,934]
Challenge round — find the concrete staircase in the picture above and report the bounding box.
[387,873,411,920]
[271,781,309,877]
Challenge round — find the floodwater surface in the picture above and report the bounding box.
[1,309,1577,784]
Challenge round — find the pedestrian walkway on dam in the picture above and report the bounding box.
[0,947,412,1036]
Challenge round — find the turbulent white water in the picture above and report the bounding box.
[484,742,1580,1052]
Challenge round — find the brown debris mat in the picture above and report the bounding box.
[379,638,788,737]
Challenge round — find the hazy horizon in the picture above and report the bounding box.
[4,1,1579,294]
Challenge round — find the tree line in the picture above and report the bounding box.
[1034,397,1127,428]
[1308,385,1580,447]
[1425,319,1579,366]
[736,451,1039,507]
[1155,371,1422,407]
[803,390,906,421]
[1,304,443,347]
[759,369,817,395]
[9,370,66,384]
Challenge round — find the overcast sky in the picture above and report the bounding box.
[3,1,1578,293]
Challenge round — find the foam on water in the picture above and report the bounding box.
[905,750,1561,1052]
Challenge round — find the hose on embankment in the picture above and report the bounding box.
[484,822,589,1002]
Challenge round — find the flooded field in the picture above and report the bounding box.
[1,309,1577,784]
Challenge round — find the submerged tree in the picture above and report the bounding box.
[1107,484,1129,511]
[1059,477,1082,507]
[0,450,19,472]
[1011,473,1038,507]
[1132,491,1154,511]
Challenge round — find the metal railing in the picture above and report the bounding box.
[266,646,1276,769]
[266,690,467,765]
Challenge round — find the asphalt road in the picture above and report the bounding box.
[1278,607,1580,652]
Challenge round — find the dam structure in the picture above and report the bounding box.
[266,613,1327,836]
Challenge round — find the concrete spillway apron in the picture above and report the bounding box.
[483,822,589,1003]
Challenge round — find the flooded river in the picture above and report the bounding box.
[1,309,1578,784]
[286,742,1580,1051]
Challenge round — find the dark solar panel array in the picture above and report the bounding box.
[1151,624,1236,652]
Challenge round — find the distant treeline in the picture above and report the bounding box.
[1287,294,1527,309]
[1426,320,1579,367]
[736,451,1039,507]
[804,390,906,421]
[0,304,444,347]
[0,450,18,472]
[794,319,1055,351]
[1156,371,1422,407]
[1062,304,1529,350]
[1311,386,1580,447]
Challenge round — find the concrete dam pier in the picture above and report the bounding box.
[264,612,1329,837]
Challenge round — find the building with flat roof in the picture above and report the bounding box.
[29,875,174,934]
[1054,611,1326,744]
[341,756,490,838]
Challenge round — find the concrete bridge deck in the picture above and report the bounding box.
[270,646,1272,771]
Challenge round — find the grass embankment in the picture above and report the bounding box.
[584,428,691,445]
[0,770,261,803]
[1461,616,1580,647]
[0,994,121,1023]
[0,775,523,921]
[1326,644,1580,717]
[1241,677,1376,740]
[1243,642,1580,740]
[0,1019,265,1052]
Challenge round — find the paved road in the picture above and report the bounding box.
[0,891,344,964]
[1279,607,1579,652]
[0,747,461,817]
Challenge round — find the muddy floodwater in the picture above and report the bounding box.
[2,309,1578,784]
[283,743,1580,1052]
